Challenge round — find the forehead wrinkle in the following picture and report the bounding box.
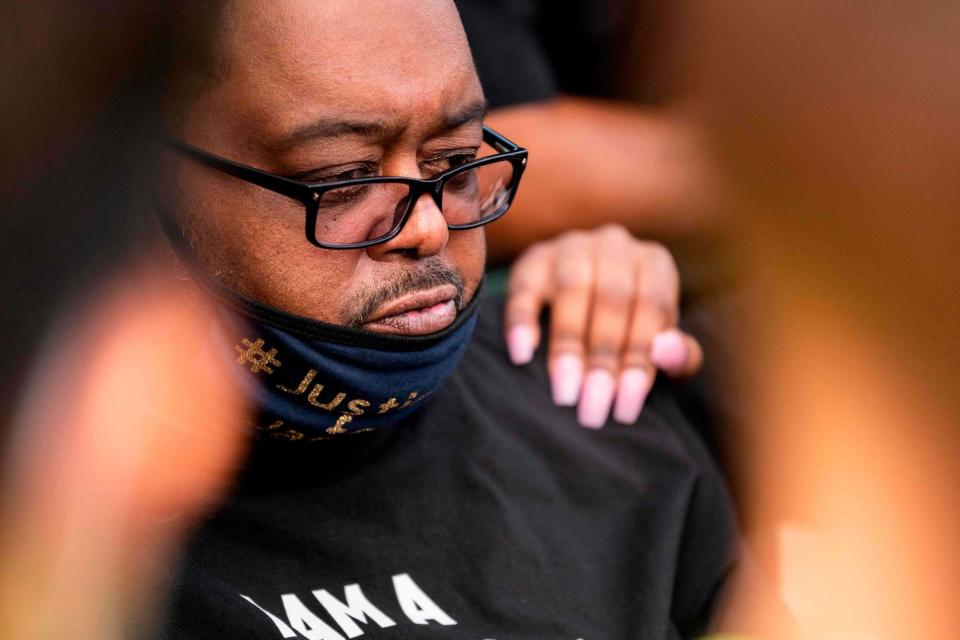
[268,88,483,155]
[265,101,485,158]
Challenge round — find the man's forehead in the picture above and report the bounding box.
[200,0,481,147]
[220,0,467,51]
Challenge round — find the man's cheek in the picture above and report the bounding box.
[295,269,360,322]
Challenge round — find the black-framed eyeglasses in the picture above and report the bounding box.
[166,126,528,250]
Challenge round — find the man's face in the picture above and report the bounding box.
[169,0,487,335]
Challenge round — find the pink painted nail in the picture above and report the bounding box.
[651,329,687,372]
[613,368,652,424]
[577,369,616,429]
[506,325,536,365]
[550,353,583,406]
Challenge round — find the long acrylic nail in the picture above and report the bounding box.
[613,368,652,424]
[506,325,536,365]
[550,353,583,406]
[650,329,687,372]
[578,369,616,429]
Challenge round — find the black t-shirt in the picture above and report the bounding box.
[156,294,738,639]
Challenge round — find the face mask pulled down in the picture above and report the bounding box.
[213,289,480,443]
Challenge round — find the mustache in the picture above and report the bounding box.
[346,259,465,327]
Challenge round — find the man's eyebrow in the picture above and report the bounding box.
[271,118,392,151]
[272,100,489,152]
[441,99,489,130]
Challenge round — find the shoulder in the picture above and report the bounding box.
[444,292,732,491]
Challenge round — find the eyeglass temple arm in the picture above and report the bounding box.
[164,137,315,204]
[482,126,523,154]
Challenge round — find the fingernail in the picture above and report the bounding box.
[578,369,616,429]
[550,353,583,406]
[651,329,687,371]
[507,325,536,365]
[613,368,652,424]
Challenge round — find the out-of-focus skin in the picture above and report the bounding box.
[503,224,702,428]
[0,269,247,639]
[0,3,249,637]
[672,1,960,638]
[484,96,722,264]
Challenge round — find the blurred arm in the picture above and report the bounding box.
[484,96,721,263]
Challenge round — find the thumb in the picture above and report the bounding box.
[650,328,704,378]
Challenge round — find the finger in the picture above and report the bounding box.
[579,226,637,429]
[612,367,654,426]
[651,328,704,378]
[504,243,554,365]
[547,232,594,407]
[613,243,680,424]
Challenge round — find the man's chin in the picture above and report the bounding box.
[361,299,458,336]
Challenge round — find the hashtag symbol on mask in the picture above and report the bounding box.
[234,338,281,374]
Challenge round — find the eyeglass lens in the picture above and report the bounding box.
[312,140,516,247]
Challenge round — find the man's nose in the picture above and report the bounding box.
[366,188,449,261]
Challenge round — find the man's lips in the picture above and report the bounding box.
[361,284,460,336]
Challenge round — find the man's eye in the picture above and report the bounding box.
[296,164,377,184]
[446,153,477,168]
[422,152,477,175]
[328,166,376,182]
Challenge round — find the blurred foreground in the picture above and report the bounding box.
[674,1,960,637]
